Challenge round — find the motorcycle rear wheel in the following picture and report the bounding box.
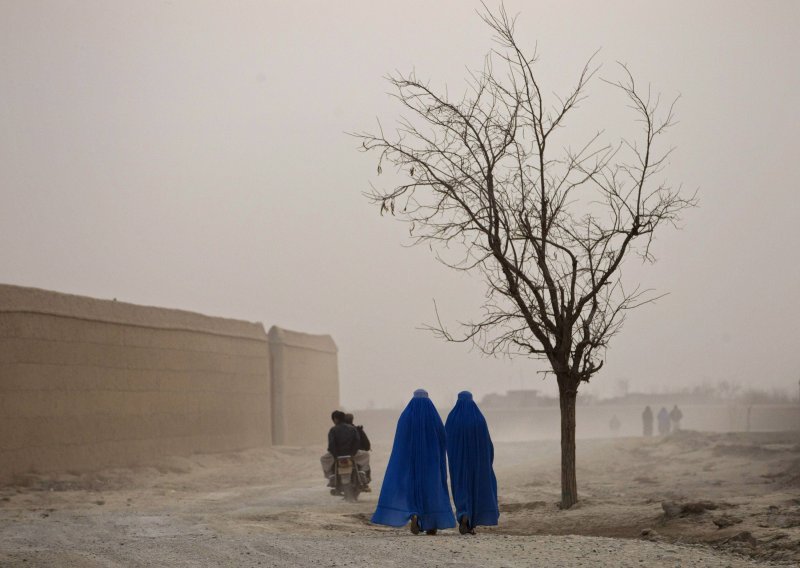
[343,483,358,502]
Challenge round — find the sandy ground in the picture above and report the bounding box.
[0,430,798,567]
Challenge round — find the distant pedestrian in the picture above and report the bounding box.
[657,407,671,436]
[609,415,621,436]
[642,406,654,437]
[669,405,683,432]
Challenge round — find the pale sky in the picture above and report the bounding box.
[2,1,798,408]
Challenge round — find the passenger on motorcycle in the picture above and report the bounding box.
[344,413,372,484]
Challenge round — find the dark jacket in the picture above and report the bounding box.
[328,423,360,458]
[356,425,371,452]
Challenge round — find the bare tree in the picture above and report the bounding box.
[355,5,696,508]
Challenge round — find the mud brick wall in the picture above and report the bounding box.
[0,284,272,483]
[268,326,339,446]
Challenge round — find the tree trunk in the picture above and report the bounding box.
[558,381,578,509]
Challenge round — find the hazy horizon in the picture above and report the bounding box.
[2,0,798,408]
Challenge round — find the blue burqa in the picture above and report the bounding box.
[371,389,456,530]
[445,391,499,528]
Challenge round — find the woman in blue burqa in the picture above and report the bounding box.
[371,389,455,535]
[445,391,499,535]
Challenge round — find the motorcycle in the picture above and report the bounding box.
[330,455,363,502]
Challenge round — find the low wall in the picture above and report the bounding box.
[0,284,272,483]
[269,326,339,446]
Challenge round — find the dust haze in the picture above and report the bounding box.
[2,2,800,566]
[2,0,799,409]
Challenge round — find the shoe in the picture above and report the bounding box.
[459,515,470,535]
[361,485,371,493]
[409,515,420,535]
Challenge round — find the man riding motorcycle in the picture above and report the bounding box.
[320,411,370,489]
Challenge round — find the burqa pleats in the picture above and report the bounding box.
[445,391,499,528]
[371,389,456,530]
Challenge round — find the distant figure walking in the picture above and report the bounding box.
[609,415,621,436]
[371,389,455,535]
[669,405,683,432]
[445,391,499,535]
[657,407,671,436]
[642,406,654,437]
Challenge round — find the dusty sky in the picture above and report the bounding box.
[2,1,798,408]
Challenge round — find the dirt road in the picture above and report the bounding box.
[1,432,797,566]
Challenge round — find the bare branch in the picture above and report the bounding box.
[354,3,696,391]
